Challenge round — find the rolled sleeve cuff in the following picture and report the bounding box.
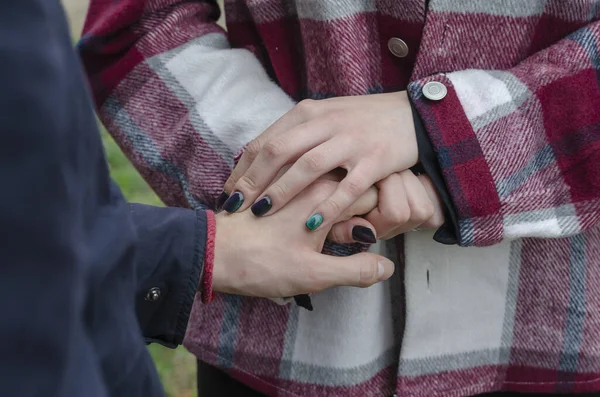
[409,97,460,245]
[408,75,502,247]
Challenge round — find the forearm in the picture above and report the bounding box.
[80,0,295,209]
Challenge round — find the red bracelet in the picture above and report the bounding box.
[201,210,216,304]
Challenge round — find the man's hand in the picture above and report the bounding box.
[221,91,418,232]
[211,178,395,298]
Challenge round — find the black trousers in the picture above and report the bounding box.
[197,361,600,397]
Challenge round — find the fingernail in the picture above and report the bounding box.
[305,213,324,231]
[251,196,272,217]
[216,191,229,210]
[293,294,313,311]
[352,226,376,244]
[378,258,394,279]
[222,191,244,213]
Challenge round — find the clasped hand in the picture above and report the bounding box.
[222,91,444,242]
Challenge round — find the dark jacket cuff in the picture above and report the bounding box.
[129,204,206,348]
[408,99,460,245]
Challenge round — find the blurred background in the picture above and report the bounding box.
[61,0,226,395]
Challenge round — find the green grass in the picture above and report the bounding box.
[102,131,198,397]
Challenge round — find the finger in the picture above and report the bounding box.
[365,173,410,238]
[223,138,264,195]
[251,136,354,217]
[221,99,318,198]
[338,185,378,221]
[309,252,395,291]
[306,163,379,231]
[233,121,332,213]
[328,217,377,244]
[418,175,445,229]
[378,171,435,239]
[328,182,378,243]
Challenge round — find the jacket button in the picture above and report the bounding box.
[145,287,162,302]
[388,37,409,58]
[422,81,448,101]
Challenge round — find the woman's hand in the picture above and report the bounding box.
[212,178,394,298]
[327,170,445,243]
[221,91,418,231]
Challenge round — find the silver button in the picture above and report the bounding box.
[422,81,448,101]
[145,287,162,302]
[388,37,409,58]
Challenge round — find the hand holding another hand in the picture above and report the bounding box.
[212,177,394,298]
[221,91,444,241]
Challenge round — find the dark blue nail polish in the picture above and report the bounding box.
[251,196,272,216]
[222,192,244,213]
[352,226,376,244]
[216,191,229,210]
[305,213,324,231]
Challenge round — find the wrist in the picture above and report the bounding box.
[396,90,419,167]
[209,211,238,295]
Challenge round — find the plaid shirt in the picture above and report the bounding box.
[80,1,600,396]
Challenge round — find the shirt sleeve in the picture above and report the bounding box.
[127,201,214,348]
[409,101,460,245]
[78,0,295,210]
[409,20,600,247]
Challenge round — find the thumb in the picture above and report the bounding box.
[311,252,395,289]
[328,217,377,244]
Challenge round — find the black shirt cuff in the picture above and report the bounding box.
[408,99,460,245]
[129,204,206,348]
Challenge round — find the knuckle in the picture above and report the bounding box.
[359,260,379,288]
[322,197,342,215]
[295,99,317,117]
[300,152,326,174]
[262,138,287,159]
[345,177,368,197]
[425,211,445,229]
[371,145,389,159]
[236,174,259,192]
[389,206,411,225]
[428,217,445,229]
[412,202,435,223]
[245,139,262,158]
[269,182,288,200]
[307,179,335,200]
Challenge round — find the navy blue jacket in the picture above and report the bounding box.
[0,1,206,395]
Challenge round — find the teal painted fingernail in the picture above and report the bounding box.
[305,213,324,231]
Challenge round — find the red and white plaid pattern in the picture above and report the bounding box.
[80,0,600,396]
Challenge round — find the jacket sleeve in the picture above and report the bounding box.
[127,200,214,348]
[408,20,600,247]
[78,0,295,210]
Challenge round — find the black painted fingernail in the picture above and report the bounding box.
[251,196,272,216]
[294,294,313,311]
[222,191,244,213]
[216,191,229,210]
[352,226,377,244]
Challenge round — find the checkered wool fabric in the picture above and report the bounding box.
[80,1,600,396]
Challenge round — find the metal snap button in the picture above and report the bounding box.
[388,37,409,58]
[423,81,448,101]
